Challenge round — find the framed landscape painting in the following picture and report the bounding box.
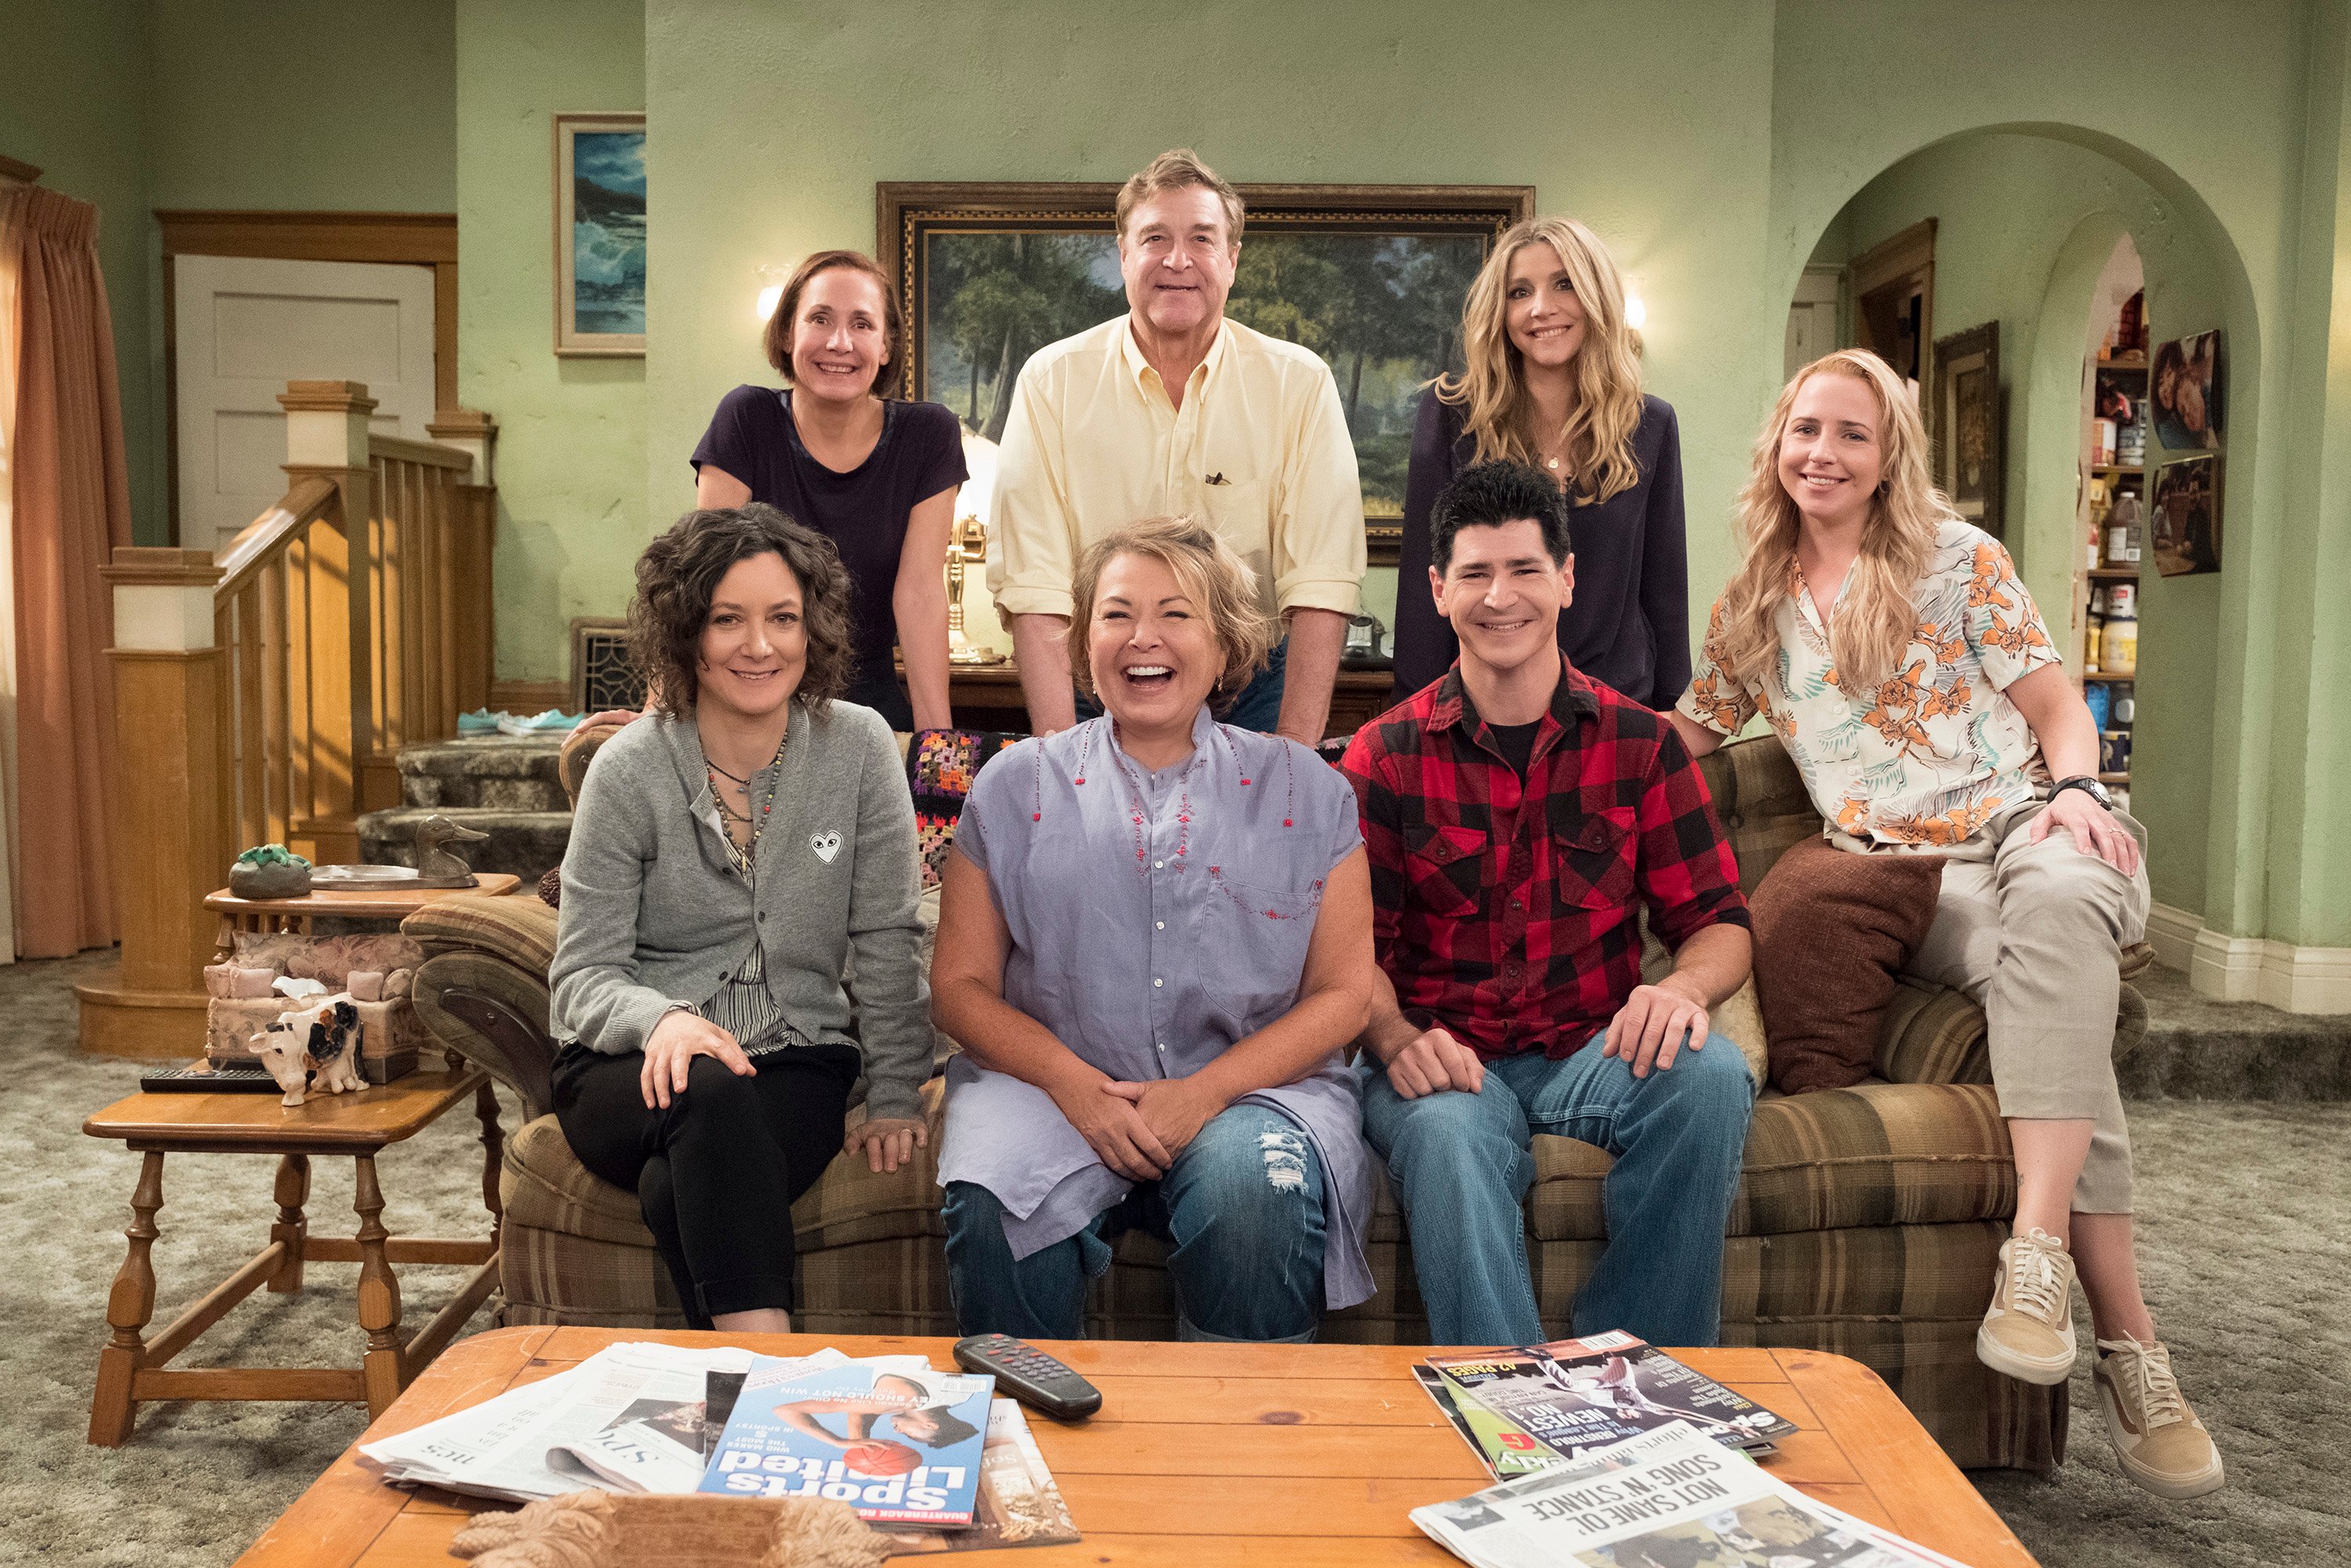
[555,112,645,357]
[878,182,1536,563]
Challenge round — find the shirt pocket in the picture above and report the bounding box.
[1201,476,1267,538]
[1549,802,1639,911]
[1194,867,1325,1020]
[1404,823,1487,919]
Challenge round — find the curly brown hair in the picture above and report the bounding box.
[629,504,856,715]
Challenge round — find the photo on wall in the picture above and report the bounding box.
[878,182,1534,563]
[2150,452,2222,578]
[2150,328,2221,451]
[1931,320,2001,538]
[554,111,646,356]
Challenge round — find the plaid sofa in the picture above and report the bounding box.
[404,733,2151,1472]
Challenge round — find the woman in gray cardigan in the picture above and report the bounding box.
[550,504,931,1333]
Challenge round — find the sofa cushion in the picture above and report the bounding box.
[1751,836,1945,1094]
[404,889,559,975]
[1527,1081,2014,1242]
[1695,737,1819,898]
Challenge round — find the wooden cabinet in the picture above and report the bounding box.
[937,661,1397,741]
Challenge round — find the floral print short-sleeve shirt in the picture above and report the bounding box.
[1677,520,2059,849]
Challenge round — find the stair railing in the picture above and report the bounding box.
[82,382,498,1058]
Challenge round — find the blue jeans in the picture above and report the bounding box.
[943,1103,1327,1342]
[1075,639,1288,733]
[1359,1031,1755,1347]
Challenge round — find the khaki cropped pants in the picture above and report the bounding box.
[1902,798,2150,1214]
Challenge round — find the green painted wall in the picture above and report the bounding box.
[145,1,456,213]
[1820,132,2228,917]
[457,0,646,684]
[0,0,157,542]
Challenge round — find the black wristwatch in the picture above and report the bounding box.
[2049,775,2114,811]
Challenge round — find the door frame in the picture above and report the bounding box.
[158,210,456,545]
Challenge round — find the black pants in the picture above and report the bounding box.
[842,672,914,731]
[552,1040,860,1326]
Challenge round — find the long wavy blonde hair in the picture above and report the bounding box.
[1436,215,1646,505]
[1712,349,1947,695]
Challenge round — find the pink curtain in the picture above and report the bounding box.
[2,184,125,956]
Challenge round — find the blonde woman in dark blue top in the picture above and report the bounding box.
[1393,217,1688,708]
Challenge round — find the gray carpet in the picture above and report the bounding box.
[2,952,2346,1566]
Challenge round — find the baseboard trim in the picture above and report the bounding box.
[2147,902,2351,1014]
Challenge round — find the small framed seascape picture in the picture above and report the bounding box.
[878,181,1534,565]
[2150,453,2222,578]
[1931,320,2001,538]
[554,111,645,357]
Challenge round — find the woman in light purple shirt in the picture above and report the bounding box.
[933,516,1376,1342]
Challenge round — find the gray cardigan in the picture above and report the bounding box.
[549,701,931,1124]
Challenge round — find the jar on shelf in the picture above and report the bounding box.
[2105,494,2144,567]
[2103,601,2139,675]
[2107,581,2136,618]
[2087,614,2105,672]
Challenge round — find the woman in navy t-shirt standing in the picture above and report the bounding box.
[694,250,967,731]
[1392,217,1687,708]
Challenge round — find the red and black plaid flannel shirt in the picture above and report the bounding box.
[1341,657,1749,1061]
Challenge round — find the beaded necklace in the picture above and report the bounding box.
[708,731,787,879]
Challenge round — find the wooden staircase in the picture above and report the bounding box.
[77,382,498,1059]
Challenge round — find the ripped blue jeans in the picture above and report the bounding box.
[943,1103,1328,1342]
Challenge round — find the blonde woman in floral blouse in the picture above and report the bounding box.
[1668,349,2222,1503]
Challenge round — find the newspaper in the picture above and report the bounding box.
[358,1342,923,1502]
[1411,1421,1977,1568]
[867,1399,1083,1555]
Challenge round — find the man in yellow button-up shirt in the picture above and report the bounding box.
[988,149,1366,746]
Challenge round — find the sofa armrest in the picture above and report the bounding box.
[1878,971,2154,1086]
[403,889,559,972]
[413,948,560,1120]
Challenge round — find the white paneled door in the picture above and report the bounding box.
[173,255,436,551]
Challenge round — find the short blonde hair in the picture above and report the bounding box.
[1115,148,1245,245]
[1068,516,1277,707]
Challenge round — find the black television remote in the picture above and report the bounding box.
[951,1333,1102,1421]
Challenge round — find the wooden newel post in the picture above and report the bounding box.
[277,381,378,866]
[426,407,498,718]
[78,549,230,1057]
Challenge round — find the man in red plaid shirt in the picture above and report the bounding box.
[1342,461,1755,1347]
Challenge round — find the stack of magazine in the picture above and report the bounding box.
[358,1342,1078,1551]
[1415,1331,1799,1479]
[1411,1421,1975,1568]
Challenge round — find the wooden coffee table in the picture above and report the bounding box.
[235,1327,2038,1566]
[84,1066,505,1445]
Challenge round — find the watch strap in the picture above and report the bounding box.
[2049,775,2112,809]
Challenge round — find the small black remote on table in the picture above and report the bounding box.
[951,1333,1103,1421]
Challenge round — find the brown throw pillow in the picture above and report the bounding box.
[1749,835,1944,1094]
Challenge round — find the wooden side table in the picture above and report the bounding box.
[205,875,522,954]
[82,1065,505,1445]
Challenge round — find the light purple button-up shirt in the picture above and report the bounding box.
[937,708,1375,1311]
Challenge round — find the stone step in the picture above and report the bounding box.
[357,806,571,886]
[2122,962,2351,1100]
[396,735,568,812]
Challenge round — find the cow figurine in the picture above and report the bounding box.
[249,992,367,1107]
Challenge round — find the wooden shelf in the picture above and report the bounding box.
[2091,464,2145,477]
[2100,353,2149,369]
[2098,772,2130,784]
[2083,672,2135,682]
[2088,566,2140,580]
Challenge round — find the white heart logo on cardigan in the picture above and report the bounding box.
[810,830,842,864]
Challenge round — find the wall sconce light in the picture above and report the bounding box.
[755,260,795,324]
[1625,292,1649,331]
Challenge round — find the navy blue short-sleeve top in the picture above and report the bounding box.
[692,386,968,686]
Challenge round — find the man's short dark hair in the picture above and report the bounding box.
[1429,460,1573,573]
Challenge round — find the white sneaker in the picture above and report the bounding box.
[1976,1226,2077,1384]
[2094,1335,2226,1500]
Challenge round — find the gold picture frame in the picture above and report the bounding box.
[553,111,645,357]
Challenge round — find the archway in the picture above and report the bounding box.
[1779,126,2256,929]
